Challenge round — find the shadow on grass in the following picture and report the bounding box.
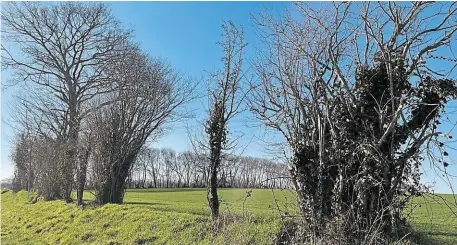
[408,230,457,245]
[425,231,457,237]
[126,188,206,193]
[123,201,210,216]
[123,201,167,206]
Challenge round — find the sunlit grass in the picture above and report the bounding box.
[405,194,457,245]
[75,188,298,217]
[1,188,294,245]
[1,188,456,244]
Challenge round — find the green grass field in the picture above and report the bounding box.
[1,188,456,245]
[406,194,457,244]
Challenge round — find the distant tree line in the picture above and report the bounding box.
[11,136,291,194]
[122,147,291,189]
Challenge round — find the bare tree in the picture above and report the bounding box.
[180,151,198,187]
[137,147,151,188]
[193,21,247,221]
[251,2,457,243]
[2,2,131,203]
[75,128,92,205]
[9,97,67,200]
[90,45,193,204]
[131,147,162,188]
[173,152,189,187]
[148,148,161,188]
[161,148,176,188]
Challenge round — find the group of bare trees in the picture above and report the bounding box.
[125,147,291,189]
[3,2,192,205]
[5,1,457,244]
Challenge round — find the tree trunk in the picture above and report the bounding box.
[61,156,74,203]
[96,154,136,205]
[96,175,127,204]
[207,128,223,220]
[62,80,79,203]
[152,169,157,188]
[207,166,220,221]
[77,147,90,206]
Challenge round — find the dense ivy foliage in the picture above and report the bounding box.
[291,56,457,242]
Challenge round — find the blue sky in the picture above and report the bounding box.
[1,2,456,193]
[104,1,292,157]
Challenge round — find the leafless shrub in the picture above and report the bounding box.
[251,2,457,243]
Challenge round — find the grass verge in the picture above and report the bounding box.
[1,188,456,244]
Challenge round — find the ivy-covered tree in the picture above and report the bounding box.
[206,21,246,221]
[251,2,457,243]
[11,133,33,192]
